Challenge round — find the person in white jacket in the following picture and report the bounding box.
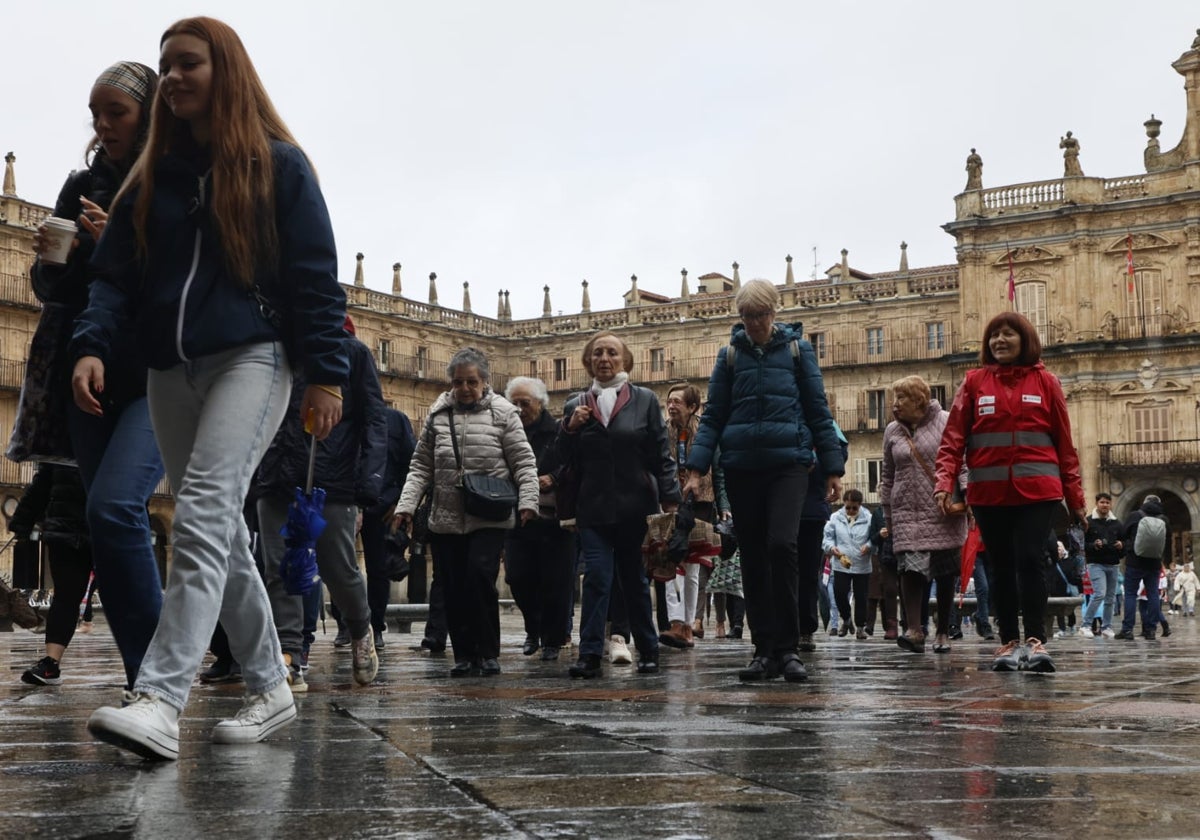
[395,347,539,677]
[1174,563,1198,617]
[822,490,874,639]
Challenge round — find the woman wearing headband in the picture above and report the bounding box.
[15,61,166,693]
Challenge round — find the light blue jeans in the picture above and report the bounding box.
[1082,564,1119,630]
[134,342,292,711]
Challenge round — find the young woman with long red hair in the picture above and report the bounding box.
[73,17,348,760]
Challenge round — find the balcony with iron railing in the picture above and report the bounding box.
[1099,439,1200,472]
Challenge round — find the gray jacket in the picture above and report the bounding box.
[398,389,539,534]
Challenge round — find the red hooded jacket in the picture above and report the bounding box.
[935,362,1084,510]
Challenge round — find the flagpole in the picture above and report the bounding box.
[1005,241,1015,311]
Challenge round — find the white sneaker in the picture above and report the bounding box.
[212,682,296,744]
[1101,627,1116,639]
[88,694,180,761]
[1052,629,1068,639]
[1077,627,1094,638]
[609,636,633,665]
[351,633,379,686]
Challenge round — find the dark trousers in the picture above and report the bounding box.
[797,520,826,635]
[360,508,392,634]
[724,464,807,659]
[833,571,869,629]
[972,501,1059,644]
[505,522,575,647]
[578,521,656,658]
[1122,563,1162,635]
[430,529,505,662]
[421,549,447,644]
[44,541,93,649]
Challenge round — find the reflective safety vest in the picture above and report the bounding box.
[935,363,1085,510]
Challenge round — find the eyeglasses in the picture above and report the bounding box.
[512,398,537,407]
[740,309,773,322]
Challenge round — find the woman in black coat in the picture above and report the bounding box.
[559,331,682,678]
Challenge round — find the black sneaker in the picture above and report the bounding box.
[991,640,1023,672]
[1114,629,1136,640]
[1141,629,1157,641]
[948,625,964,641]
[198,659,242,684]
[522,635,539,656]
[779,654,808,683]
[798,634,816,652]
[373,629,385,650]
[738,656,779,682]
[21,656,61,686]
[333,627,352,648]
[1160,619,1171,638]
[568,654,602,679]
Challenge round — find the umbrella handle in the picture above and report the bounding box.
[305,432,318,495]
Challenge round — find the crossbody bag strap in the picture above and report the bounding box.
[904,432,938,488]
[446,408,463,472]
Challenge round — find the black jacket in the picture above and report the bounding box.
[33,158,146,409]
[369,408,416,514]
[558,383,682,528]
[509,408,564,538]
[74,139,349,386]
[1123,498,1172,568]
[256,337,387,507]
[9,464,89,549]
[1084,512,1124,565]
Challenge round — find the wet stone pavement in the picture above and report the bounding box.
[3,610,1200,840]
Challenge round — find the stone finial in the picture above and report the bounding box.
[392,263,402,295]
[428,272,438,306]
[629,273,640,305]
[542,285,552,317]
[503,290,512,320]
[1193,27,1200,50]
[965,148,983,191]
[840,249,849,282]
[785,254,795,286]
[731,261,741,290]
[1145,114,1162,145]
[899,241,909,272]
[462,281,472,313]
[354,252,365,287]
[3,152,16,197]
[581,279,591,313]
[497,290,505,319]
[680,268,689,300]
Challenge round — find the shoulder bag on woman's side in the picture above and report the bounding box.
[447,409,518,521]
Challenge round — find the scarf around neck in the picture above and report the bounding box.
[589,372,630,426]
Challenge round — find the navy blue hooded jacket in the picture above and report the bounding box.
[72,139,348,386]
[687,322,845,478]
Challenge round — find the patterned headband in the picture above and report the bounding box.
[94,61,156,104]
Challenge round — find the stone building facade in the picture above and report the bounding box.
[1,30,1198,581]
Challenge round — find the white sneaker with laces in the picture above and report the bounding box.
[609,636,633,665]
[212,681,296,744]
[88,693,180,761]
[352,633,379,685]
[1077,627,1094,638]
[1101,627,1116,639]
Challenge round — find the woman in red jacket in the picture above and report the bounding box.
[934,313,1086,673]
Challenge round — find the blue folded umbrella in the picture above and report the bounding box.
[279,433,325,596]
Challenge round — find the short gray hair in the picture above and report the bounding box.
[505,377,549,407]
[734,279,779,315]
[447,346,490,381]
[1143,494,1161,506]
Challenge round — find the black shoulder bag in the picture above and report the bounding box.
[448,409,518,521]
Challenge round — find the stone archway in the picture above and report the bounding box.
[1113,479,1197,563]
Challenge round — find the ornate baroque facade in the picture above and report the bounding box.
[2,31,1198,580]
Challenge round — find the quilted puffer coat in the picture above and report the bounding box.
[398,389,538,534]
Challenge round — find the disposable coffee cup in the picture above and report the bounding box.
[40,217,77,265]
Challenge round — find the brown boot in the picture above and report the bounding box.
[692,618,704,639]
[681,622,695,648]
[883,619,899,641]
[659,620,691,649]
[715,621,727,639]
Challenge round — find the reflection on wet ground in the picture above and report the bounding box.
[3,610,1199,838]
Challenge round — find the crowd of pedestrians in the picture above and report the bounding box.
[0,14,1186,766]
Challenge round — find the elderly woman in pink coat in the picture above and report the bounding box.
[878,375,968,654]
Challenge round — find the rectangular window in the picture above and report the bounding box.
[866,327,884,357]
[1127,269,1166,337]
[416,346,428,377]
[867,458,883,495]
[377,338,392,369]
[554,358,568,382]
[929,384,948,406]
[925,322,945,352]
[650,348,666,373]
[1015,282,1048,345]
[528,360,538,378]
[809,332,826,361]
[1130,401,1171,464]
[867,389,887,430]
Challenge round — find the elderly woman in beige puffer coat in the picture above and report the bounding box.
[395,347,539,678]
[879,375,968,655]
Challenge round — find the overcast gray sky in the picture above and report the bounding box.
[6,2,1198,318]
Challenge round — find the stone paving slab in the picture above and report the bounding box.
[3,611,1200,839]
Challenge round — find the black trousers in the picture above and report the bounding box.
[44,541,93,650]
[420,548,447,644]
[797,519,826,635]
[431,529,506,662]
[971,501,1059,644]
[359,508,392,634]
[833,571,869,630]
[724,464,807,659]
[505,521,574,647]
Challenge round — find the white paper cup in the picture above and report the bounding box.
[40,217,77,265]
